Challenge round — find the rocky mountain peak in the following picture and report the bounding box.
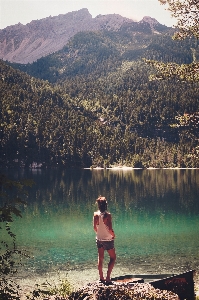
[0,9,168,64]
[141,16,160,26]
[140,16,169,33]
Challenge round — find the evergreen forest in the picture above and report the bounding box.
[1,27,199,168]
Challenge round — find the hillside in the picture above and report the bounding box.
[0,8,169,64]
[1,9,199,168]
[12,29,195,84]
[1,52,199,168]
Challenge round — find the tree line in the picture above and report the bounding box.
[0,56,199,168]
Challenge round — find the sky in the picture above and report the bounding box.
[0,0,176,30]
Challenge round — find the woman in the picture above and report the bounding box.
[93,196,116,284]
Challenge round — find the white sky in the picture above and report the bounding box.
[0,0,176,30]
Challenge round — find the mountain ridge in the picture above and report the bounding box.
[0,8,170,64]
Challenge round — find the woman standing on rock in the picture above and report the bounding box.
[93,196,116,284]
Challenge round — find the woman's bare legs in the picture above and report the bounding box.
[106,248,116,282]
[98,247,116,282]
[98,247,105,280]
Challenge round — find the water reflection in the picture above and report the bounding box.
[1,168,199,276]
[7,168,199,212]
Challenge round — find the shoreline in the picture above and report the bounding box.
[15,267,199,299]
[15,267,125,299]
[85,166,199,170]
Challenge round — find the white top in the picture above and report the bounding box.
[96,211,113,241]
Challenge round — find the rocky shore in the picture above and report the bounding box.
[73,279,198,300]
[66,280,180,300]
[16,267,199,299]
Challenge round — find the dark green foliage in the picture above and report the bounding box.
[147,1,199,82]
[11,30,198,83]
[1,27,199,168]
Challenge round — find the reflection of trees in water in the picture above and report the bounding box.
[8,168,199,217]
[86,169,198,213]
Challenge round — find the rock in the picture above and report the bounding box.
[67,280,180,299]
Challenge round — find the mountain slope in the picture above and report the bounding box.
[12,28,195,84]
[1,12,199,168]
[1,53,199,168]
[0,8,170,64]
[0,59,97,167]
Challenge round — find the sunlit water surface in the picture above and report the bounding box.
[1,168,199,283]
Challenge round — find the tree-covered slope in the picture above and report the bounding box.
[1,54,199,168]
[0,60,96,167]
[10,28,197,83]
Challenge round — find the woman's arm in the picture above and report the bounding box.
[106,214,115,238]
[93,213,99,233]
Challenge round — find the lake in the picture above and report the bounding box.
[1,168,199,287]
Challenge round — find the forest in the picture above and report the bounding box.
[1,28,199,168]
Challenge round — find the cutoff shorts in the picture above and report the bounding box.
[96,239,114,250]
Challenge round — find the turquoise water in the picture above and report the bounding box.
[1,168,199,277]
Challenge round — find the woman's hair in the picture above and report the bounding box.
[96,196,107,212]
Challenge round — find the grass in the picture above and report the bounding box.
[26,277,73,299]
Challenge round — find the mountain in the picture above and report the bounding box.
[1,48,199,168]
[1,10,199,168]
[11,26,194,84]
[0,8,170,64]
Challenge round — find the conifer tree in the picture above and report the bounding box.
[145,0,199,81]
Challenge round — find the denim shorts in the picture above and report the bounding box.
[96,239,114,250]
